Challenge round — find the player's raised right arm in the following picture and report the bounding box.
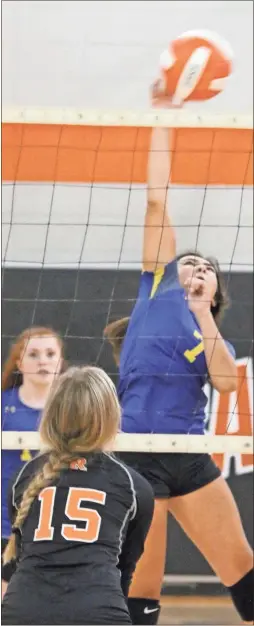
[142,84,176,272]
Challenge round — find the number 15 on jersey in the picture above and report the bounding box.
[34,486,106,543]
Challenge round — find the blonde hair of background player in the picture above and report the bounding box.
[3,366,121,565]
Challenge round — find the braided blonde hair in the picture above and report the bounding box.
[3,366,121,565]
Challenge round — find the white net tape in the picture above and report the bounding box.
[2,432,253,454]
[2,107,253,128]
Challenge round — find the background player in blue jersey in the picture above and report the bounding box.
[104,83,253,625]
[2,366,154,625]
[1,326,64,595]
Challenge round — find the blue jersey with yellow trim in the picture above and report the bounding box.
[1,388,40,537]
[118,259,235,435]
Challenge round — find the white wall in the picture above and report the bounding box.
[2,0,253,112]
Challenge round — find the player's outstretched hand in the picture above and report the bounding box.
[151,79,184,108]
[184,276,214,317]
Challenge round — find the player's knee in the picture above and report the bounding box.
[228,568,254,623]
[128,598,161,625]
[219,545,253,587]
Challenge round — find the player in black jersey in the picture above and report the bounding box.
[2,366,154,625]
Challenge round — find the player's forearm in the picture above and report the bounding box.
[147,127,171,209]
[143,127,176,270]
[196,311,237,393]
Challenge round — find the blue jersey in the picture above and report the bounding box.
[118,260,235,436]
[1,388,40,537]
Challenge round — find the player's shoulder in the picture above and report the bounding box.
[138,259,181,301]
[2,386,19,406]
[107,454,153,499]
[126,463,154,500]
[102,453,146,489]
[2,387,20,428]
[121,462,154,521]
[127,463,154,496]
[102,452,135,485]
[13,453,48,500]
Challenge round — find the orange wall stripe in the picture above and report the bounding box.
[2,123,253,185]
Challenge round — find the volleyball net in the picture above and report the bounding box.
[2,107,253,461]
[1,431,254,455]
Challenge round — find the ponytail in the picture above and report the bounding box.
[104,317,130,365]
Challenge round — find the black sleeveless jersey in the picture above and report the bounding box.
[2,452,154,625]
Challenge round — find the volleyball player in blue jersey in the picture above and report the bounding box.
[104,84,253,625]
[1,326,64,595]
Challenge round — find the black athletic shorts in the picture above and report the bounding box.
[118,452,221,498]
[1,538,16,583]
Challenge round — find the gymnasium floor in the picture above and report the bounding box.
[159,596,241,625]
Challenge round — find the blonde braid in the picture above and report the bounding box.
[3,451,76,565]
[3,365,121,565]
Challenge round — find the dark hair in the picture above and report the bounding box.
[104,251,230,366]
[176,250,230,324]
[104,317,130,365]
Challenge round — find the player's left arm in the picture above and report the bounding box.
[142,82,178,273]
[197,311,237,393]
[186,277,237,393]
[117,471,154,597]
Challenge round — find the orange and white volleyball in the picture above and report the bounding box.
[160,30,233,104]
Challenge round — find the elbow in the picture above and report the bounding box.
[212,377,238,394]
[211,359,238,394]
[146,200,164,215]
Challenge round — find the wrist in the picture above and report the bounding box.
[195,309,214,326]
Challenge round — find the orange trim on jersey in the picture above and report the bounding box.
[2,124,253,185]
